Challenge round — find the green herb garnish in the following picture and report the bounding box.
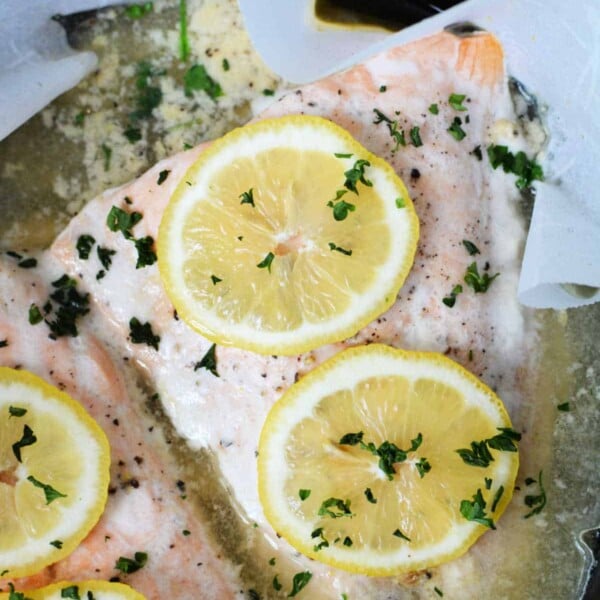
[329,199,356,221]
[364,487,377,503]
[434,587,444,597]
[262,88,275,96]
[17,258,37,269]
[257,252,275,273]
[334,152,353,158]
[442,284,463,308]
[133,236,157,268]
[27,475,67,505]
[415,457,432,478]
[273,575,282,591]
[9,406,27,417]
[462,240,480,255]
[125,2,153,19]
[464,262,499,293]
[211,275,222,285]
[288,571,312,597]
[379,85,387,92]
[344,159,372,194]
[8,583,33,600]
[184,64,223,100]
[107,206,142,238]
[29,303,43,325]
[339,431,364,445]
[60,586,80,600]
[239,188,255,207]
[343,536,353,547]
[97,247,116,271]
[115,551,148,574]
[129,317,160,350]
[299,489,311,501]
[76,234,95,260]
[0,339,8,348]
[395,196,406,209]
[50,539,63,549]
[448,93,467,111]
[194,343,219,377]
[409,126,423,147]
[524,470,546,518]
[311,527,329,551]
[12,425,37,462]
[123,126,142,143]
[557,402,570,412]
[456,427,520,467]
[460,488,495,529]
[487,144,544,189]
[392,528,411,541]
[428,103,439,115]
[491,485,504,512]
[318,497,353,519]
[179,0,189,61]
[448,117,466,141]
[328,242,352,256]
[101,144,111,172]
[470,145,483,161]
[485,477,492,490]
[222,58,230,71]
[157,169,170,185]
[373,109,406,151]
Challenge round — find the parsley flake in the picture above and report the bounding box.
[464,262,499,293]
[262,88,275,96]
[239,188,255,207]
[462,240,480,256]
[133,236,157,268]
[211,275,222,285]
[179,0,190,61]
[524,470,547,518]
[379,85,387,92]
[9,406,27,417]
[428,103,439,115]
[157,169,171,185]
[76,235,96,260]
[50,539,63,549]
[184,64,223,100]
[330,199,356,221]
[106,206,142,238]
[364,487,377,503]
[97,247,116,271]
[101,144,112,172]
[344,159,372,194]
[125,2,153,19]
[222,58,230,71]
[27,475,67,504]
[491,485,505,512]
[449,93,468,111]
[409,126,423,147]
[470,145,483,161]
[442,284,463,308]
[123,126,142,143]
[434,587,444,597]
[395,196,406,209]
[334,152,353,159]
[299,489,311,501]
[115,551,148,574]
[415,457,432,478]
[328,242,352,256]
[273,575,282,591]
[0,339,8,348]
[269,557,276,566]
[29,303,43,325]
[393,528,411,541]
[318,497,353,518]
[60,586,80,600]
[487,144,544,189]
[339,431,364,445]
[18,258,37,269]
[448,117,467,141]
[557,402,570,412]
[129,317,160,350]
[9,583,33,600]
[12,425,37,462]
[288,571,312,597]
[257,252,275,273]
[343,536,353,547]
[194,343,219,377]
[460,488,495,529]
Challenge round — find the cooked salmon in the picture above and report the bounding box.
[1,29,539,598]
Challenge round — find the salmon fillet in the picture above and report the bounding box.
[42,29,537,598]
[0,257,242,598]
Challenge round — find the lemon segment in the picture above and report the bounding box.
[158,115,418,354]
[0,368,110,578]
[0,581,146,600]
[258,345,519,575]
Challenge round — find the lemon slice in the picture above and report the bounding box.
[0,581,145,600]
[258,344,519,575]
[0,368,110,578]
[158,115,418,355]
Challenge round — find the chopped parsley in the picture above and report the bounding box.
[12,425,37,462]
[557,402,570,412]
[124,126,142,143]
[393,528,411,541]
[485,477,493,490]
[343,536,353,547]
[364,487,377,503]
[222,58,230,71]
[125,2,153,19]
[182,529,191,536]
[373,109,406,151]
[194,343,219,377]
[0,339,7,348]
[27,475,67,505]
[107,206,142,238]
[179,0,190,61]
[115,551,148,574]
[239,188,255,207]
[60,586,80,599]
[97,247,116,271]
[428,103,439,115]
[257,252,275,273]
[273,575,282,591]
[415,457,432,478]
[128,317,160,350]
[288,571,312,597]
[470,145,483,161]
[74,111,86,126]
[328,242,352,256]
[269,557,276,566]
[395,196,406,209]
[379,85,387,92]
[9,406,27,417]
[130,61,164,121]
[442,284,463,308]
[339,431,364,445]
[17,258,37,269]
[448,93,468,111]
[524,471,546,518]
[460,488,496,529]
[343,159,372,194]
[28,303,43,325]
[211,275,222,285]
[448,117,467,141]
[487,144,544,189]
[45,275,90,338]
[76,234,96,259]
[318,497,353,518]
[299,489,311,501]
[464,262,499,293]
[491,485,505,512]
[101,144,112,172]
[133,236,157,268]
[311,527,329,551]
[456,427,521,467]
[329,197,356,221]
[8,583,33,600]
[262,88,275,96]
[434,587,444,597]
[462,240,480,256]
[184,64,223,100]
[157,170,171,185]
[409,126,423,147]
[334,152,353,159]
[50,539,63,549]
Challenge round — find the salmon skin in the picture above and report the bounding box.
[0,257,242,598]
[4,30,536,598]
